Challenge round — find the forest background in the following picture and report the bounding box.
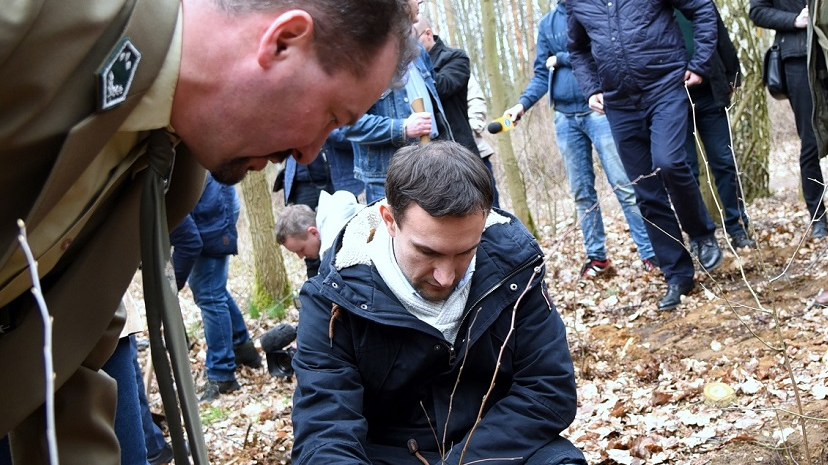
[128,1,828,463]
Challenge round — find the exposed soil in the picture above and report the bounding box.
[543,195,828,465]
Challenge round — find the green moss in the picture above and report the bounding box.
[248,277,289,320]
[200,405,227,425]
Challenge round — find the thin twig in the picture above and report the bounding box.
[17,219,60,465]
[458,266,540,465]
[439,307,483,463]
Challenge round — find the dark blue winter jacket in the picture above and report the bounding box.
[170,174,239,288]
[519,1,592,114]
[291,206,585,465]
[567,0,718,110]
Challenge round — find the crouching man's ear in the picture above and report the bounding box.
[257,10,314,68]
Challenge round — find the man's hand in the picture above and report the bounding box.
[795,6,809,28]
[684,70,703,87]
[404,112,432,138]
[588,93,604,114]
[545,55,558,69]
[504,104,525,124]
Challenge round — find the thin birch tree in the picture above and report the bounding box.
[239,170,291,317]
[482,0,537,236]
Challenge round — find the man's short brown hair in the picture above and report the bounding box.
[212,0,418,87]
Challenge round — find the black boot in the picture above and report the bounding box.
[657,281,695,311]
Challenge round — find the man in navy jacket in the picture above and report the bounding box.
[505,0,657,282]
[567,0,725,310]
[291,141,586,465]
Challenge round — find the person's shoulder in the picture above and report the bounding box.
[479,211,543,277]
[482,209,541,251]
[445,44,470,60]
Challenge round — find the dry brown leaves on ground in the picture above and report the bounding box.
[135,194,828,465]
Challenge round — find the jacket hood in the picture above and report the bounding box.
[313,203,543,335]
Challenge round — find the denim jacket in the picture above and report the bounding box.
[519,2,591,115]
[343,45,450,183]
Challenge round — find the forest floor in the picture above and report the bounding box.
[132,106,828,465]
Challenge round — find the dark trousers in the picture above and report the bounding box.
[605,86,716,286]
[685,87,750,237]
[0,435,9,465]
[481,155,501,208]
[785,57,827,223]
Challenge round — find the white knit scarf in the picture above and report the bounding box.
[334,204,511,343]
[368,221,473,343]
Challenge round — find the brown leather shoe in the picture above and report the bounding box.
[816,289,828,307]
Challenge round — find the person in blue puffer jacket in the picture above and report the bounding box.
[567,0,725,311]
[505,0,656,283]
[170,174,261,402]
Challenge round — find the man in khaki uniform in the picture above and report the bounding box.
[0,0,416,463]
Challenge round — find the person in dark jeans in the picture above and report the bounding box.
[568,0,725,310]
[170,175,262,402]
[677,8,757,250]
[102,334,175,465]
[505,0,657,281]
[750,0,828,238]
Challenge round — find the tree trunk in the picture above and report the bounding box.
[720,3,771,202]
[239,170,291,318]
[439,0,461,47]
[526,0,537,65]
[482,0,537,236]
[508,0,526,76]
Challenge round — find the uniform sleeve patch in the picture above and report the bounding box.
[97,37,142,111]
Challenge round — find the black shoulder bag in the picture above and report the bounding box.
[763,44,788,100]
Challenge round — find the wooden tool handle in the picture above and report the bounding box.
[410,97,429,144]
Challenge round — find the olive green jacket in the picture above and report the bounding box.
[810,0,828,157]
[0,0,203,435]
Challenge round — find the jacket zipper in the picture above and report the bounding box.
[447,253,543,362]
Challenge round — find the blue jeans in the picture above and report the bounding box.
[365,181,387,204]
[685,87,750,238]
[134,338,169,460]
[189,254,251,382]
[605,86,716,286]
[102,336,149,465]
[554,110,654,261]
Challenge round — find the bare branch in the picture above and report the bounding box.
[17,219,60,465]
